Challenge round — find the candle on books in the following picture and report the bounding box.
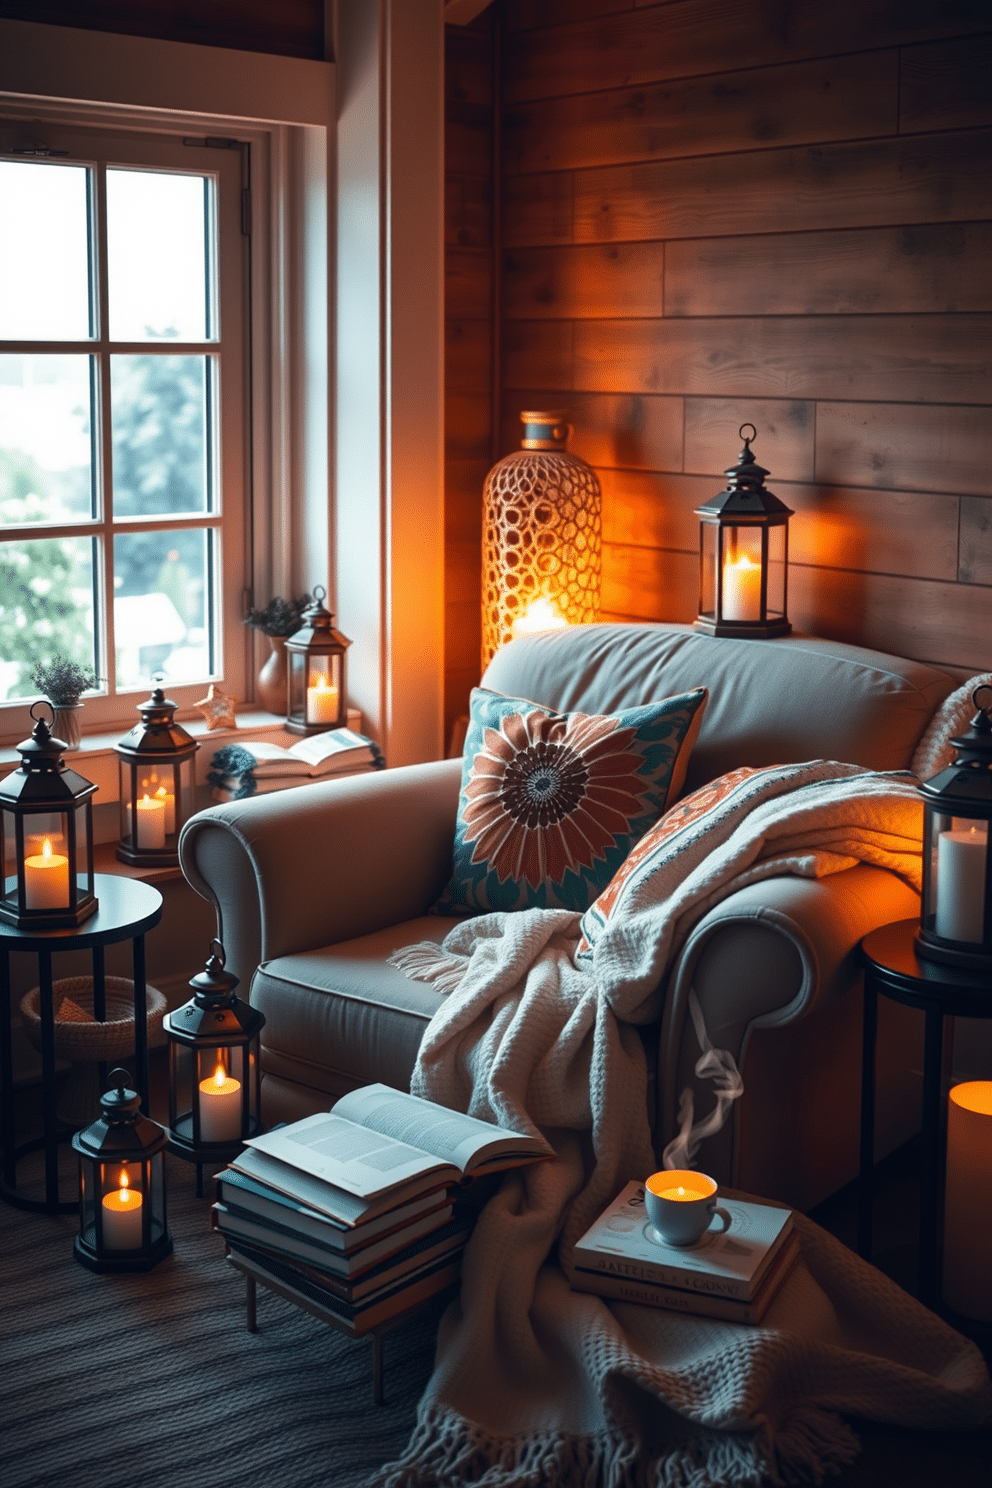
[101,1169,143,1250]
[943,1081,992,1320]
[307,674,339,725]
[721,553,761,623]
[935,822,987,942]
[24,837,70,910]
[134,793,167,850]
[199,1063,242,1143]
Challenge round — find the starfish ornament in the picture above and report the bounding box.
[194,684,239,731]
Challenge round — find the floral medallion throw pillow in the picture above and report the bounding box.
[435,685,708,916]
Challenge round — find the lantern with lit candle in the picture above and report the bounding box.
[916,686,992,971]
[482,411,602,668]
[71,1067,172,1272]
[694,424,792,640]
[284,587,351,735]
[116,682,199,867]
[163,940,264,1194]
[0,703,98,930]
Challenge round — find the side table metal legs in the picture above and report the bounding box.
[860,969,954,1311]
[858,978,878,1262]
[0,949,13,1191]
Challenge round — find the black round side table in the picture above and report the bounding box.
[0,874,163,1214]
[859,917,992,1311]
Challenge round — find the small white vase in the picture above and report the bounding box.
[51,702,83,751]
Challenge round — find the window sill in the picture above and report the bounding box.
[0,708,364,848]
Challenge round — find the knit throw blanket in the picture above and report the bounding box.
[372,763,991,1488]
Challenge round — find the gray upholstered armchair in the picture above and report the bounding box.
[179,623,955,1211]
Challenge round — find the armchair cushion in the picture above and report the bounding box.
[435,683,707,916]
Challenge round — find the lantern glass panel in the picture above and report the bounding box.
[16,808,73,913]
[720,524,763,625]
[925,810,989,946]
[699,522,718,622]
[765,524,787,622]
[288,648,307,721]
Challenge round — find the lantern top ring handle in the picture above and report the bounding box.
[209,937,226,967]
[29,699,54,726]
[738,423,756,445]
[312,584,327,603]
[973,683,992,714]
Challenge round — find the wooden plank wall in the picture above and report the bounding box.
[496,0,992,674]
[445,18,495,744]
[0,0,325,58]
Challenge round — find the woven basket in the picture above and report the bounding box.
[20,976,167,1062]
[20,977,168,1126]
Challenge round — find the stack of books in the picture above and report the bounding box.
[213,1082,552,1336]
[570,1181,798,1325]
[207,726,385,803]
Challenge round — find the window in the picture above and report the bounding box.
[0,120,247,733]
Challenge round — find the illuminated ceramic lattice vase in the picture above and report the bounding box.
[481,411,601,668]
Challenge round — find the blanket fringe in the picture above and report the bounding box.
[361,1405,859,1488]
[389,941,469,997]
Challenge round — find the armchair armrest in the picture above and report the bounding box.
[655,863,920,1192]
[179,758,462,987]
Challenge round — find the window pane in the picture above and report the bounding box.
[107,169,211,341]
[111,355,211,517]
[0,161,92,340]
[0,355,95,525]
[114,527,212,689]
[0,534,96,702]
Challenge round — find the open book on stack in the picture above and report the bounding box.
[214,1082,553,1335]
[570,1181,797,1325]
[207,724,384,802]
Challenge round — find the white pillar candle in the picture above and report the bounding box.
[135,793,167,850]
[935,824,987,942]
[198,1066,242,1142]
[154,785,176,835]
[24,838,70,909]
[721,554,762,622]
[102,1176,143,1251]
[943,1081,992,1320]
[307,677,339,725]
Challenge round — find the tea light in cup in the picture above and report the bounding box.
[645,1169,731,1247]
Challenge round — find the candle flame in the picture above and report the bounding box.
[525,598,562,626]
[727,553,757,572]
[155,786,168,801]
[117,1169,134,1203]
[309,673,333,692]
[213,1063,227,1088]
[41,837,53,862]
[142,793,153,805]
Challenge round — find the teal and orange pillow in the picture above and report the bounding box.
[435,685,708,916]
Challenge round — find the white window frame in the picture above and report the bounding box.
[0,18,334,749]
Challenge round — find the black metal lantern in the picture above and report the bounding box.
[694,424,793,639]
[284,585,351,735]
[72,1067,172,1272]
[164,940,264,1194]
[917,686,992,972]
[0,702,98,930]
[116,682,199,867]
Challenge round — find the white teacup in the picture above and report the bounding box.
[644,1169,732,1247]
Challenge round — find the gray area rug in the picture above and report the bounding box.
[0,1152,435,1488]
